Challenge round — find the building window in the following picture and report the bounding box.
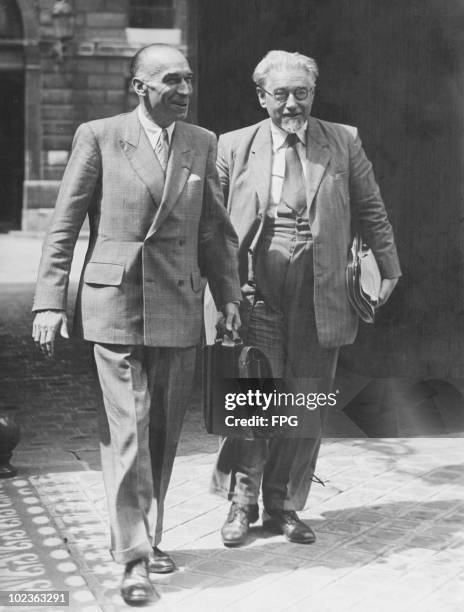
[0,0,22,39]
[129,0,175,29]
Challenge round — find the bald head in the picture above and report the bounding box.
[130,44,187,81]
[131,44,193,127]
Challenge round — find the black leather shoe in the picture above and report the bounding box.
[263,509,316,544]
[148,547,177,574]
[221,502,259,547]
[121,557,156,606]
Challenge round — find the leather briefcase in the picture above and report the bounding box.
[202,335,273,437]
[346,234,381,324]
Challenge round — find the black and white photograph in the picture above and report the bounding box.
[0,1,463,610]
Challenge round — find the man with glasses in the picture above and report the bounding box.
[211,50,401,546]
[32,44,241,605]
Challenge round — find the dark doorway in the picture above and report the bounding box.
[0,70,24,230]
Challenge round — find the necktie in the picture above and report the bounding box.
[277,132,307,216]
[155,128,169,172]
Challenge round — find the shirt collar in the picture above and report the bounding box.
[270,120,307,152]
[138,105,175,146]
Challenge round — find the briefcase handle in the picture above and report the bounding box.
[215,328,242,347]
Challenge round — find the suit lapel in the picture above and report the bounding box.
[120,109,165,208]
[249,121,272,212]
[305,117,331,212]
[146,122,193,238]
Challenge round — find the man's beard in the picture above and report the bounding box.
[281,116,305,133]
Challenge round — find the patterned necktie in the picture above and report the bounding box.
[277,132,307,216]
[155,128,170,172]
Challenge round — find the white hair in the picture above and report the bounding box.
[253,50,319,87]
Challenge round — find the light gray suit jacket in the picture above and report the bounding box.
[217,117,401,348]
[33,109,241,347]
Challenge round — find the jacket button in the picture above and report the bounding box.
[178,279,184,287]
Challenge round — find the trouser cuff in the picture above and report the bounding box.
[263,500,300,514]
[210,483,259,505]
[111,540,153,565]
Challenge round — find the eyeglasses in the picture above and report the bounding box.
[259,86,314,103]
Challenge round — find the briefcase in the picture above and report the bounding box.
[202,335,273,437]
[346,234,381,324]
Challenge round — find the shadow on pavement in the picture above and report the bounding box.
[49,496,464,607]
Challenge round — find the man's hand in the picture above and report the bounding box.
[378,278,399,307]
[32,310,69,359]
[223,302,241,333]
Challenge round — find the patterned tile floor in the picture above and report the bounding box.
[1,438,463,611]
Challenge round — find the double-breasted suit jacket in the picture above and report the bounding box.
[33,109,241,343]
[217,117,401,348]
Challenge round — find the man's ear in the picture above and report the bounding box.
[132,78,146,96]
[256,87,267,109]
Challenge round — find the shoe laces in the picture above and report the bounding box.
[228,503,250,525]
[311,474,325,486]
[280,510,300,525]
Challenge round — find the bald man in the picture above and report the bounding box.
[32,44,241,605]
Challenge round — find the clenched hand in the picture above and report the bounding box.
[378,278,399,307]
[223,302,241,332]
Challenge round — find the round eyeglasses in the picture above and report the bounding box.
[259,86,314,103]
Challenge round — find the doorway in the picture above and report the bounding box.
[0,70,24,230]
[197,0,464,379]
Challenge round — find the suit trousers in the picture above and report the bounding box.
[93,343,196,564]
[212,216,339,510]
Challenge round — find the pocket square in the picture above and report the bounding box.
[187,174,201,183]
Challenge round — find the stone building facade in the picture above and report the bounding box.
[0,0,195,232]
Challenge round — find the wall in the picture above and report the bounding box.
[197,0,464,378]
[21,0,192,231]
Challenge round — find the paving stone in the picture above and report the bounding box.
[172,578,240,610]
[321,520,373,536]
[315,547,378,569]
[0,479,99,612]
[228,582,320,611]
[343,534,392,554]
[419,602,463,612]
[397,570,451,594]
[158,569,222,590]
[187,577,272,610]
[387,546,440,564]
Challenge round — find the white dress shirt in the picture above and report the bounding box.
[268,121,308,218]
[138,105,175,150]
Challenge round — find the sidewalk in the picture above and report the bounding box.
[1,234,463,611]
[2,439,463,612]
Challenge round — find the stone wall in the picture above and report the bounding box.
[22,0,192,231]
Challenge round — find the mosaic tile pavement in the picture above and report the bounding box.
[0,477,99,612]
[2,438,463,611]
